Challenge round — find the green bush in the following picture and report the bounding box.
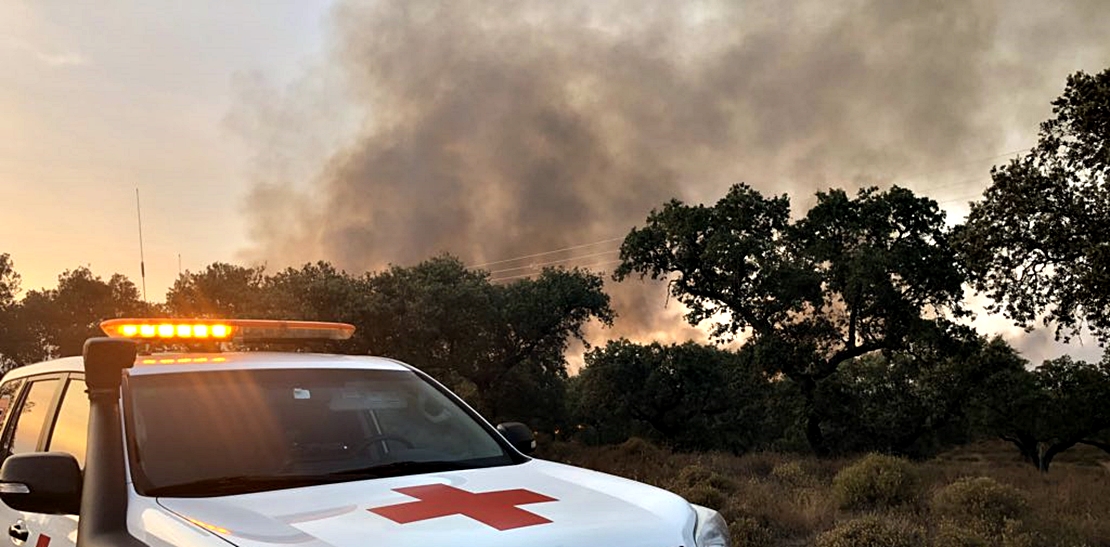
[815,516,926,547]
[832,454,921,509]
[932,477,1029,534]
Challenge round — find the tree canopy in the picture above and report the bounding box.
[359,257,613,423]
[165,262,268,318]
[615,184,967,455]
[571,339,778,452]
[162,255,613,424]
[0,254,22,371]
[3,267,147,364]
[956,68,1110,343]
[819,335,1023,457]
[0,255,613,430]
[0,254,18,310]
[973,353,1110,472]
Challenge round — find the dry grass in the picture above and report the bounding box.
[536,439,1110,546]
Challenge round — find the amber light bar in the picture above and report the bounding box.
[101,319,233,340]
[99,318,356,341]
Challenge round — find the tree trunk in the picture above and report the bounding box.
[799,379,830,457]
[805,410,829,458]
[1039,439,1081,473]
[1001,434,1075,473]
[1002,433,1044,471]
[1036,448,1051,473]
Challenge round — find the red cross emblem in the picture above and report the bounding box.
[369,484,558,530]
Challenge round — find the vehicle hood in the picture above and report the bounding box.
[156,459,696,547]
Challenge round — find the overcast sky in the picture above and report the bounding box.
[3,0,1108,364]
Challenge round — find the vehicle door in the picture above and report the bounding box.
[0,373,87,547]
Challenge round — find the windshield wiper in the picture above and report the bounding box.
[148,474,346,497]
[329,460,477,478]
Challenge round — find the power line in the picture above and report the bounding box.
[487,249,620,275]
[897,148,1029,183]
[469,148,1028,275]
[489,259,624,283]
[467,237,624,269]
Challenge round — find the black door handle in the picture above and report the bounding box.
[8,522,28,545]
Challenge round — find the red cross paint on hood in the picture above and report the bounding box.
[155,459,697,547]
[369,483,558,530]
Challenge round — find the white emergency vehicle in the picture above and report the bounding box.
[0,319,729,547]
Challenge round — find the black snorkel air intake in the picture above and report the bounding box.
[80,337,148,547]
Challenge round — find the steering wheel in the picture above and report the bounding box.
[350,434,416,458]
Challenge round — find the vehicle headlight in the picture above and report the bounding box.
[691,504,730,547]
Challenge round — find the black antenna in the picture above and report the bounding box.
[136,189,147,302]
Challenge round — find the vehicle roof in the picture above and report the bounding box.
[1,352,412,381]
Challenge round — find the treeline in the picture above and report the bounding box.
[0,67,1107,471]
[0,256,612,427]
[1,252,1108,471]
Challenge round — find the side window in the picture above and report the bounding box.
[0,378,25,430]
[47,378,89,466]
[7,379,61,458]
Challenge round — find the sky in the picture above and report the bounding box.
[1,0,331,299]
[2,0,1109,364]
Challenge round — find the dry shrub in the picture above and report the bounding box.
[931,477,1029,534]
[672,464,734,491]
[618,436,663,458]
[815,515,926,547]
[731,452,787,478]
[997,519,1042,547]
[680,483,728,510]
[661,463,732,510]
[665,465,734,511]
[932,517,1045,547]
[934,518,992,547]
[545,437,682,487]
[832,453,922,510]
[929,478,1091,547]
[772,460,816,488]
[540,441,1106,546]
[729,515,774,546]
[721,478,837,542]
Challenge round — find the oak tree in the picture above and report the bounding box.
[956,68,1110,342]
[615,184,966,455]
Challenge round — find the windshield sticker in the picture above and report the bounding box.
[329,391,407,410]
[292,388,311,400]
[369,484,558,530]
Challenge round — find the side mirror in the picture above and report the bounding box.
[0,452,81,515]
[496,422,536,455]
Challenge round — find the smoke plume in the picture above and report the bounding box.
[236,0,1110,344]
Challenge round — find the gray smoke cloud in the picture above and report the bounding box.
[236,0,1110,344]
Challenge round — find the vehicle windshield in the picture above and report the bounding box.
[125,367,517,497]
